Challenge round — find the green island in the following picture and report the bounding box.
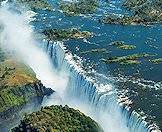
[14,0,53,11]
[12,105,103,132]
[43,28,92,41]
[101,0,162,25]
[111,41,136,50]
[60,0,98,16]
[101,53,155,65]
[100,14,150,25]
[80,48,107,54]
[123,0,162,24]
[119,60,140,65]
[149,58,162,64]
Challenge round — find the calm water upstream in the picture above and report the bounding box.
[32,0,162,130]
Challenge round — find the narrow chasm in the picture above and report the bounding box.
[0,0,162,132]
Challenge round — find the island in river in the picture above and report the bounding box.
[101,0,162,25]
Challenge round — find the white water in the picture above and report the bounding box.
[41,42,160,132]
[0,5,68,95]
[0,2,160,132]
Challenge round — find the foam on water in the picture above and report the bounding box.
[41,41,161,132]
[0,1,161,132]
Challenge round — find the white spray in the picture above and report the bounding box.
[0,3,130,132]
[0,5,68,95]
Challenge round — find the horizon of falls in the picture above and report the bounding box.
[0,2,161,132]
[41,41,160,132]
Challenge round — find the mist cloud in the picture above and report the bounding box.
[0,3,130,132]
[0,4,68,94]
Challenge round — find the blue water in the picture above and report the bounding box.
[32,0,162,130]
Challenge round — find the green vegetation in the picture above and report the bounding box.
[100,14,145,25]
[43,28,92,41]
[101,0,162,25]
[12,105,103,132]
[16,0,53,11]
[0,59,44,112]
[149,58,162,64]
[123,0,148,8]
[0,59,38,88]
[123,0,162,24]
[120,60,140,65]
[80,48,107,54]
[60,0,98,16]
[111,41,136,50]
[0,84,35,112]
[0,27,48,113]
[102,53,154,65]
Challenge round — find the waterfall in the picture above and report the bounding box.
[41,41,160,132]
[0,1,160,132]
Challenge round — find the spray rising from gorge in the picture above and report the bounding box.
[0,5,68,94]
[0,5,129,132]
[0,3,158,132]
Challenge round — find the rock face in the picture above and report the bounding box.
[0,59,53,113]
[0,59,54,131]
[12,105,103,132]
[0,81,53,116]
[0,82,53,131]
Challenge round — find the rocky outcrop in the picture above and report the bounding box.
[0,59,54,131]
[101,0,162,25]
[0,81,54,131]
[0,81,53,116]
[42,28,92,41]
[123,0,162,24]
[14,0,53,11]
[60,0,98,16]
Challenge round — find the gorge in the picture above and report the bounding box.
[0,0,161,132]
